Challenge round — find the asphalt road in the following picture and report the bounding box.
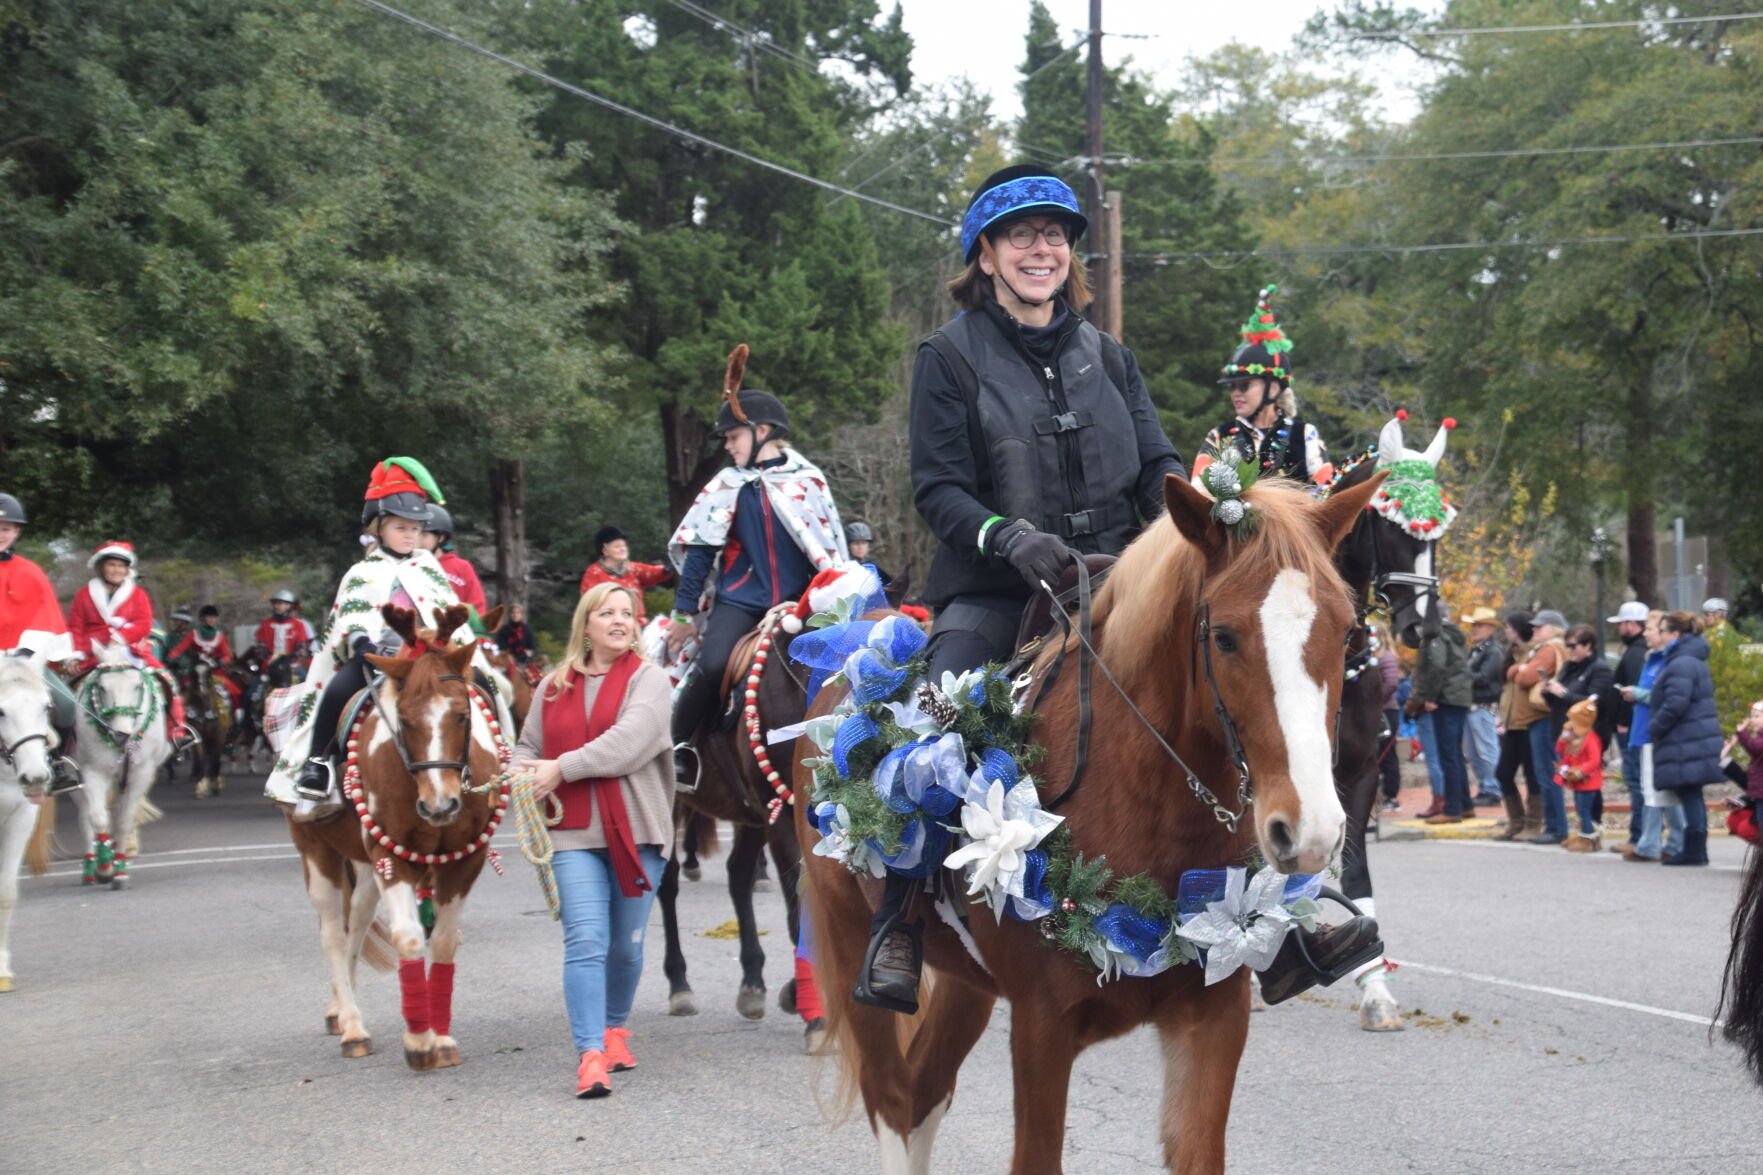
[3,774,1758,1174]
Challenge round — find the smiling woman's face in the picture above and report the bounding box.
[586,589,636,658]
[980,214,1071,306]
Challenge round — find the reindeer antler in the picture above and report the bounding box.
[722,343,750,425]
[380,604,421,649]
[431,604,471,648]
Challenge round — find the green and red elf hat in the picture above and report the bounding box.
[361,456,443,524]
[1218,284,1294,387]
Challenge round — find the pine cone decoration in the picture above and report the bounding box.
[916,682,960,728]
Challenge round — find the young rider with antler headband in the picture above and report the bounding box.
[665,345,849,788]
[264,457,504,820]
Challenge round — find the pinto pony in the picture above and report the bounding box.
[798,472,1383,1174]
[285,604,509,1070]
[0,653,58,992]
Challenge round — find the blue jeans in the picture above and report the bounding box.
[1431,705,1472,816]
[554,844,665,1054]
[1572,789,1600,836]
[1676,785,1708,835]
[1465,706,1501,796]
[1417,712,1445,796]
[1529,721,1567,838]
[1621,741,1665,855]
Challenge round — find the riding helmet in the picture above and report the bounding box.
[422,504,454,537]
[1218,284,1294,388]
[961,164,1087,264]
[270,589,299,606]
[361,457,442,527]
[712,390,791,439]
[0,493,26,526]
[844,520,875,544]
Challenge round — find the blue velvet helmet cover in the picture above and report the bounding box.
[961,165,1088,262]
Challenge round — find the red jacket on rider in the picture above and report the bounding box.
[438,550,488,615]
[255,614,315,659]
[0,551,69,653]
[68,578,158,663]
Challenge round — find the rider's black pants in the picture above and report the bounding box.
[671,603,765,746]
[870,594,1027,937]
[309,654,370,763]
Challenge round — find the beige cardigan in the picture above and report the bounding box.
[514,661,675,857]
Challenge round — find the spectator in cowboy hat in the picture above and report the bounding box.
[1464,607,1505,804]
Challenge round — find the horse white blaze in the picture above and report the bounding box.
[420,694,453,801]
[1258,569,1346,869]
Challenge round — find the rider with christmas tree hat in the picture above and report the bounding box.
[1193,284,1334,488]
[665,345,849,789]
[264,457,509,818]
[0,493,84,792]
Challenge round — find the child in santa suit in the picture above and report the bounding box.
[167,604,243,715]
[66,541,191,744]
[255,589,316,664]
[0,492,83,790]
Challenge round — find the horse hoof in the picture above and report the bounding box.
[432,1042,461,1068]
[341,1037,373,1058]
[804,1018,833,1056]
[0,976,13,994]
[325,1014,342,1036]
[1360,996,1406,1033]
[668,991,698,1017]
[736,986,766,1021]
[404,1046,437,1071]
[683,866,702,882]
[778,978,797,1016]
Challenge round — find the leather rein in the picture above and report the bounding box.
[365,670,486,784]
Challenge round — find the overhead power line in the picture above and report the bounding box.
[1368,10,1763,38]
[1094,135,1763,170]
[657,0,823,74]
[1120,225,1763,263]
[352,0,956,226]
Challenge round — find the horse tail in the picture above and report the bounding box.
[1718,846,1763,1083]
[25,794,55,877]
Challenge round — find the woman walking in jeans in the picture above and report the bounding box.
[516,583,674,1097]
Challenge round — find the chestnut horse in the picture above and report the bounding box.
[798,472,1383,1174]
[286,604,507,1070]
[657,605,819,1045]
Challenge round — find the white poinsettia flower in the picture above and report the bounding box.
[881,696,942,739]
[943,779,1063,918]
[938,668,987,707]
[811,803,854,863]
[1174,867,1301,986]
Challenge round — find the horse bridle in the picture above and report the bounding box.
[367,670,480,785]
[0,710,52,769]
[81,664,157,751]
[1362,504,1440,635]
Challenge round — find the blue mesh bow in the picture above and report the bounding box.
[871,744,920,815]
[843,646,909,705]
[1005,848,1054,921]
[1095,904,1171,965]
[974,746,1019,790]
[876,818,949,879]
[789,620,878,706]
[868,614,927,665]
[831,712,878,778]
[873,733,968,818]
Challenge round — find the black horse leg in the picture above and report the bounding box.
[658,852,696,1016]
[682,816,701,879]
[1338,762,1377,909]
[728,823,768,1020]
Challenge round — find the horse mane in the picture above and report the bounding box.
[1097,478,1351,689]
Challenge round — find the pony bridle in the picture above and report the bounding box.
[84,665,155,748]
[0,709,52,770]
[370,671,476,785]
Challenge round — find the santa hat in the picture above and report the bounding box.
[87,541,137,569]
[363,457,445,504]
[780,565,884,634]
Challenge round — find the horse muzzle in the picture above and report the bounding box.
[416,794,463,825]
[1257,797,1346,877]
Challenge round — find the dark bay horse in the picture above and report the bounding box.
[285,604,506,1070]
[181,656,233,799]
[657,605,820,1047]
[1327,422,1449,1031]
[799,472,1384,1174]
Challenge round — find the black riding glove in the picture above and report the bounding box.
[989,519,1075,593]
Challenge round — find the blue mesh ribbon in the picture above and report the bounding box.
[844,646,909,705]
[1095,904,1171,965]
[790,620,878,706]
[1176,868,1320,922]
[873,732,969,818]
[868,614,927,665]
[1005,848,1053,921]
[961,174,1084,260]
[974,746,1019,790]
[831,712,878,778]
[871,744,919,815]
[875,818,949,879]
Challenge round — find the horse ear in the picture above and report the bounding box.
[443,642,476,676]
[1163,473,1226,562]
[365,653,413,680]
[380,605,420,647]
[1315,469,1388,550]
[478,605,505,635]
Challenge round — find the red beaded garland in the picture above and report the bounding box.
[742,609,796,824]
[343,689,512,875]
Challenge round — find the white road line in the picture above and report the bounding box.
[1402,836,1745,873]
[142,842,292,856]
[29,852,304,879]
[1393,959,1722,1027]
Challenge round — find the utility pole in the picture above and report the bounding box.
[1105,189,1124,339]
[1085,0,1107,329]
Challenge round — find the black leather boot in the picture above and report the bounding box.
[854,913,924,1015]
[294,756,335,802]
[1257,889,1385,1006]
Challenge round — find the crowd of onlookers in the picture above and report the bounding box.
[1373,597,1752,868]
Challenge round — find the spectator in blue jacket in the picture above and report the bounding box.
[1617,611,1679,861]
[1643,612,1722,866]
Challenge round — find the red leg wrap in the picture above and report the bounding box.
[793,955,824,1023]
[428,962,455,1037]
[398,959,430,1035]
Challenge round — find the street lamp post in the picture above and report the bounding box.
[1590,526,1611,653]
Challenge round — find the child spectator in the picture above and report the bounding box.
[1557,697,1605,852]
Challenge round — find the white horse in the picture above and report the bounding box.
[72,643,173,889]
[0,652,57,992]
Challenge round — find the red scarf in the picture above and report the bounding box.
[543,651,650,897]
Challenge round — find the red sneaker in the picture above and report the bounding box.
[576,1050,611,1098]
[604,1027,636,1072]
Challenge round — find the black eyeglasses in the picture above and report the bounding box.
[1000,222,1069,249]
